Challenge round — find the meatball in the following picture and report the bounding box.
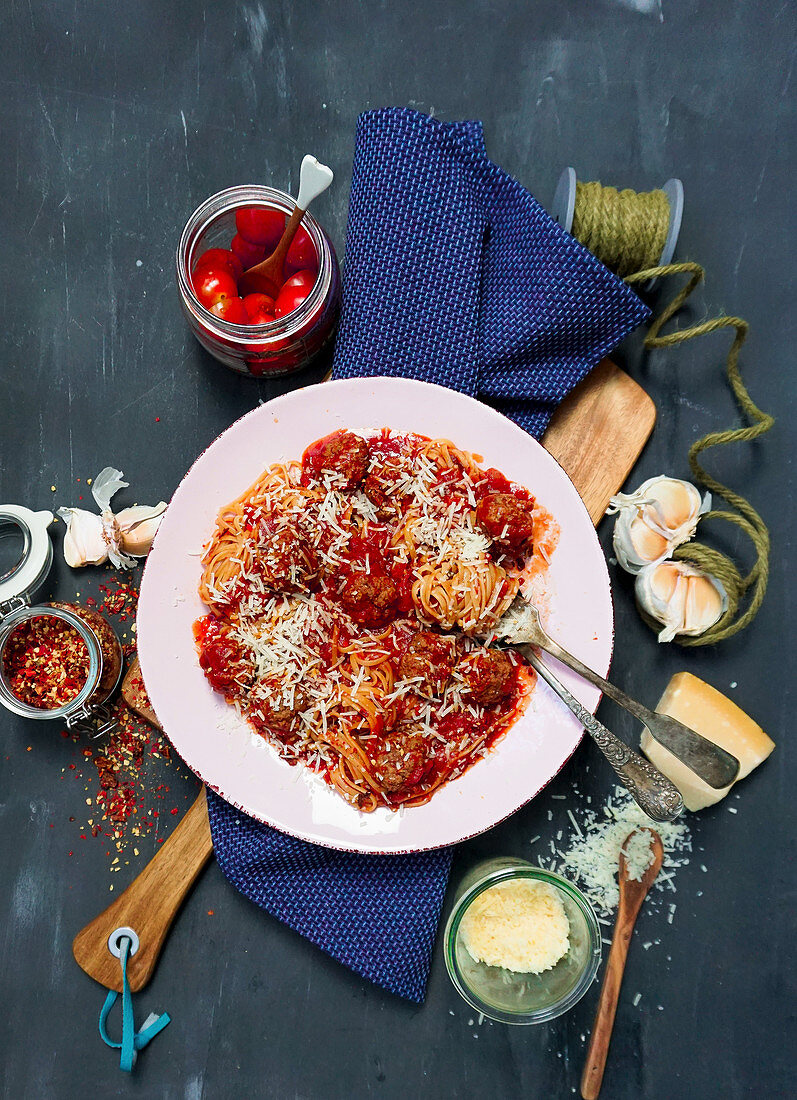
[305,431,370,490]
[398,631,456,695]
[338,573,399,629]
[361,472,394,515]
[374,724,427,793]
[456,649,517,706]
[252,685,307,734]
[258,520,317,591]
[475,492,535,554]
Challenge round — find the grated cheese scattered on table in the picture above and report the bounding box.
[538,787,693,918]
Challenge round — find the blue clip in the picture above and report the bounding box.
[98,933,171,1072]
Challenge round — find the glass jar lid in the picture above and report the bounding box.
[0,505,54,616]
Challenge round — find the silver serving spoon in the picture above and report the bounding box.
[523,649,684,822]
[493,599,739,789]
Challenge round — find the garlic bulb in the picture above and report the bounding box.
[116,503,167,556]
[635,560,728,643]
[56,467,162,570]
[608,476,710,574]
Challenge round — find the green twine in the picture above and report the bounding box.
[571,182,775,645]
[572,182,670,279]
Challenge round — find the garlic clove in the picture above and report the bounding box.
[635,560,728,643]
[627,515,670,566]
[685,571,725,632]
[651,478,698,529]
[56,507,109,568]
[116,503,167,557]
[609,476,710,574]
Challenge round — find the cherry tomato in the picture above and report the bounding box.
[193,248,243,282]
[192,267,239,309]
[285,227,317,274]
[246,344,298,375]
[283,269,317,294]
[273,268,317,316]
[209,296,248,324]
[242,293,276,325]
[235,206,286,248]
[231,233,265,270]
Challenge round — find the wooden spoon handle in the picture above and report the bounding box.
[263,155,334,271]
[268,203,305,271]
[580,904,636,1100]
[72,786,213,993]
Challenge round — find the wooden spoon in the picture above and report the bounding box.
[72,658,213,993]
[238,155,333,298]
[580,827,664,1100]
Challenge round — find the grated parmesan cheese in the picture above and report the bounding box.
[549,787,692,918]
[460,880,570,974]
[622,828,655,882]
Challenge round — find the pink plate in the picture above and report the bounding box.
[137,378,613,853]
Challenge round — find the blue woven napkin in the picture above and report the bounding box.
[332,108,648,434]
[207,793,452,1002]
[207,108,648,1004]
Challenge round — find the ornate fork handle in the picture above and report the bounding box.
[525,649,684,823]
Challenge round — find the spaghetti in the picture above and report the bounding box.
[195,428,557,811]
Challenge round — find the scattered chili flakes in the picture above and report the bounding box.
[59,570,194,868]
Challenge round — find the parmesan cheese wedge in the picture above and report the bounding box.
[640,672,774,811]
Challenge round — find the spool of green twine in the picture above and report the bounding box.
[553,170,774,645]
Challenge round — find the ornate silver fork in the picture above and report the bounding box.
[492,598,740,789]
[524,649,684,821]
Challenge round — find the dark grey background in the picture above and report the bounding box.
[0,2,794,1098]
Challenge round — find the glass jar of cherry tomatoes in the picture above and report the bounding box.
[176,185,340,377]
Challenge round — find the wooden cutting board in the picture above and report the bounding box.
[72,359,655,993]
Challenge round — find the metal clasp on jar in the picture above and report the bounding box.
[66,701,118,739]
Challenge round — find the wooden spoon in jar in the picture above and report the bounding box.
[580,828,664,1100]
[238,155,333,298]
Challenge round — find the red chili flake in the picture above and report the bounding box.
[68,851,73,856]
[170,808,179,815]
[155,417,160,422]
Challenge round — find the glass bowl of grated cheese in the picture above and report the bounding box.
[444,858,601,1024]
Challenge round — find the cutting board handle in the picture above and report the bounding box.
[72,786,213,993]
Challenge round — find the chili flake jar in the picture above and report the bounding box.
[176,185,340,378]
[0,506,122,735]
